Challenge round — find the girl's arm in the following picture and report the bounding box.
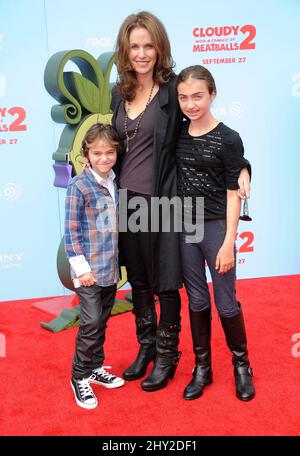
[223,130,251,199]
[215,190,241,274]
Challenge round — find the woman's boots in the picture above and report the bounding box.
[123,291,157,381]
[183,308,213,400]
[141,320,181,391]
[220,305,255,401]
[125,293,254,401]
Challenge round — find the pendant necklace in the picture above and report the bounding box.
[124,82,155,153]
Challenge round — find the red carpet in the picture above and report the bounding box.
[1,275,300,436]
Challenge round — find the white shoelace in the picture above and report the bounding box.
[77,378,95,399]
[93,366,115,381]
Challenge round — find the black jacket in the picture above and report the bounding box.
[111,75,183,292]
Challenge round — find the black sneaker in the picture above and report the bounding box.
[88,366,125,389]
[70,377,98,409]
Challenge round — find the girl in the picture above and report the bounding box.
[176,65,255,401]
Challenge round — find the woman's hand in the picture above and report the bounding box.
[237,167,251,199]
[79,272,97,287]
[215,242,235,275]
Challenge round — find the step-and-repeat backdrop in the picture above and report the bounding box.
[1,0,299,301]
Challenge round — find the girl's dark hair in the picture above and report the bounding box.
[81,123,121,159]
[177,65,217,95]
[115,11,174,101]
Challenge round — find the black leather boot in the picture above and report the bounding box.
[123,291,157,381]
[220,304,255,401]
[184,308,213,400]
[141,321,181,392]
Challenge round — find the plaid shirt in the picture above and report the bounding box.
[64,166,119,287]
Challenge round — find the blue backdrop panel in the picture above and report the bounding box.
[0,0,63,300]
[0,0,299,301]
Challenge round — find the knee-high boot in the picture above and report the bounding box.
[184,308,213,400]
[220,304,255,401]
[141,321,181,392]
[123,291,157,381]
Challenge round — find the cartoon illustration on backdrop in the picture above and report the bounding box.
[44,49,127,291]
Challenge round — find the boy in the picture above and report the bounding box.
[65,123,124,409]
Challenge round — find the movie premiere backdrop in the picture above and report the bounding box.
[0,0,299,301]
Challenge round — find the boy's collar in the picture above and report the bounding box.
[86,165,116,184]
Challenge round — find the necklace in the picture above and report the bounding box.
[124,82,155,153]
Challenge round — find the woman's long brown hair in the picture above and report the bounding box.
[115,11,174,101]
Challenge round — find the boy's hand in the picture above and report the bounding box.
[79,272,97,287]
[215,243,235,275]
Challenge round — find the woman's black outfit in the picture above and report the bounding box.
[112,75,183,390]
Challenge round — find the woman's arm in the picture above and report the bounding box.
[237,167,251,199]
[215,190,241,274]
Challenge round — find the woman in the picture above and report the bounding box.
[112,11,251,392]
[176,65,255,401]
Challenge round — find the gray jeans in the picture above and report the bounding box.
[180,219,239,318]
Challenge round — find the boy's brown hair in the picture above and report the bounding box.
[81,123,121,159]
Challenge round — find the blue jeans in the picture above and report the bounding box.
[180,219,239,318]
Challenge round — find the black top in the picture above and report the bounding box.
[115,93,158,195]
[111,76,184,292]
[176,121,248,221]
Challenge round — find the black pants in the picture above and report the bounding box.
[72,284,116,379]
[119,190,181,323]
